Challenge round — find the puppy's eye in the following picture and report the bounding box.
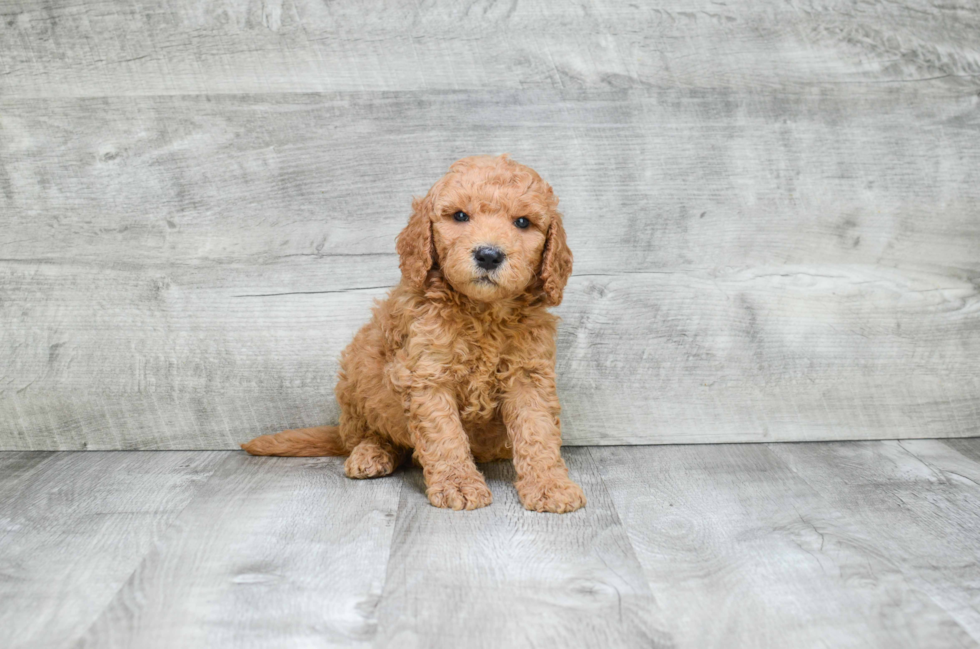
[514,217,530,229]
[453,211,469,222]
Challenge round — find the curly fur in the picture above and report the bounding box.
[242,155,584,513]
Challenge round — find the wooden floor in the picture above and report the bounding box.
[2,441,980,648]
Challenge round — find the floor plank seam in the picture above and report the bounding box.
[582,447,665,611]
[367,470,408,647]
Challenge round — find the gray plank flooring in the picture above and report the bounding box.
[2,441,980,648]
[75,454,402,648]
[2,0,979,450]
[769,440,980,643]
[0,452,223,649]
[373,449,669,648]
[594,443,977,648]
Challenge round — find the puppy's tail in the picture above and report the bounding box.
[241,426,347,457]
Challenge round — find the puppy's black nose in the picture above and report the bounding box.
[473,245,506,271]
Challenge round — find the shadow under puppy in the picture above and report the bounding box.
[243,154,585,513]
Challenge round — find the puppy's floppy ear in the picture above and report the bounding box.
[396,193,435,288]
[540,213,573,306]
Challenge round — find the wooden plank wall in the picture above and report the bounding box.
[1,0,978,449]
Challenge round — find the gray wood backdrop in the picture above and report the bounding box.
[1,0,978,450]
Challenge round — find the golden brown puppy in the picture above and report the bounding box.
[242,155,584,513]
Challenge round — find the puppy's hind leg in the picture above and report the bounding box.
[338,407,405,479]
[344,435,405,479]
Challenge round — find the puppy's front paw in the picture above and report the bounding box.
[517,477,586,513]
[426,472,493,511]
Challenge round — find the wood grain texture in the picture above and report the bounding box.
[4,442,980,647]
[0,451,223,649]
[1,0,978,97]
[1,85,977,449]
[769,440,980,643]
[74,454,401,649]
[591,443,978,648]
[1,1,979,450]
[373,448,671,648]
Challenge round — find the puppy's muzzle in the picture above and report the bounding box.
[473,245,506,271]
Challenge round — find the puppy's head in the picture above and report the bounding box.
[396,155,572,305]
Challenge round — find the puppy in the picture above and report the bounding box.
[243,155,585,513]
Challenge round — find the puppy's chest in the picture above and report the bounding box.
[450,333,511,423]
